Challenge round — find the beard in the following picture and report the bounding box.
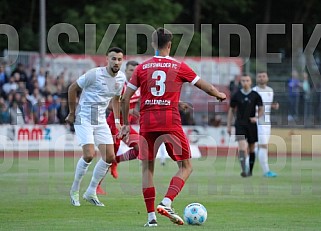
[110,66,119,73]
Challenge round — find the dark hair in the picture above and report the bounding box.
[107,47,124,55]
[126,60,139,68]
[152,28,173,49]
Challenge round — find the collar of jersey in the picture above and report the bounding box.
[241,89,252,95]
[103,67,118,78]
[154,55,170,58]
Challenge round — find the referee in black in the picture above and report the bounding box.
[227,75,263,177]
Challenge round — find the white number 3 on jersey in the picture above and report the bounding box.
[151,70,166,96]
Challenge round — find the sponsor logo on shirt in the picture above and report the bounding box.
[144,99,171,106]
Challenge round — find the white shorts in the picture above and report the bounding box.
[257,125,271,145]
[74,120,113,147]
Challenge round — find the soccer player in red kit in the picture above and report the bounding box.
[96,61,141,195]
[120,27,226,227]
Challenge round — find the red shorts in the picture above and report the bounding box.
[139,129,191,161]
[107,119,139,153]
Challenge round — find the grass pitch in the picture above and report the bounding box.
[0,155,321,230]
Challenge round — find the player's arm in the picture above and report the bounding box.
[227,107,234,136]
[121,87,136,126]
[65,81,81,124]
[112,95,121,131]
[257,106,264,118]
[194,79,226,101]
[250,94,264,123]
[271,91,279,110]
[119,87,136,141]
[271,102,279,110]
[129,100,140,118]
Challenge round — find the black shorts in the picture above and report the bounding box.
[235,123,258,144]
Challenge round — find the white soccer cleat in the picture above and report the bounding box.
[157,203,184,225]
[83,193,105,207]
[70,190,80,206]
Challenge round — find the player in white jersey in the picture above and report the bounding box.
[66,47,126,206]
[253,71,279,177]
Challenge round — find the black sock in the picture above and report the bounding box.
[238,150,246,173]
[249,152,255,174]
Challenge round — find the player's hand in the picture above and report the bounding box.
[249,117,257,123]
[118,125,130,142]
[178,101,193,111]
[216,92,227,102]
[65,113,75,124]
[272,102,279,110]
[227,126,232,136]
[115,122,121,132]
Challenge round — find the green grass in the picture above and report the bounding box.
[1,155,321,230]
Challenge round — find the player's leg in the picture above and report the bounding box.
[258,125,277,177]
[157,130,190,225]
[110,126,139,179]
[70,123,95,206]
[140,132,158,227]
[158,143,167,166]
[248,142,256,175]
[247,123,258,175]
[142,159,157,227]
[96,138,119,193]
[116,126,139,163]
[238,139,248,177]
[97,119,120,193]
[83,124,115,206]
[235,125,249,177]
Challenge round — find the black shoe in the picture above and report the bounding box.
[240,172,249,177]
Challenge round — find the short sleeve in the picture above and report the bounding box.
[77,69,96,89]
[128,66,140,90]
[230,92,237,108]
[178,62,199,84]
[115,77,125,96]
[256,93,263,107]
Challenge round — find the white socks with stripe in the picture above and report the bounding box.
[71,157,91,192]
[85,158,111,195]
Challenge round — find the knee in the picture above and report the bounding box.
[83,155,94,163]
[259,144,268,149]
[82,149,95,163]
[103,153,115,164]
[184,161,193,175]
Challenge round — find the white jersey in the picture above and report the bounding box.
[253,85,274,125]
[76,67,126,124]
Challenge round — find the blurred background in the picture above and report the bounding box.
[1,0,321,128]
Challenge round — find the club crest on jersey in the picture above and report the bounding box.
[114,83,120,90]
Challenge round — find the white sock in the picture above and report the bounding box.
[161,197,172,207]
[258,147,269,174]
[85,158,111,195]
[148,212,156,222]
[71,157,91,192]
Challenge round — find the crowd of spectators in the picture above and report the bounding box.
[0,63,70,125]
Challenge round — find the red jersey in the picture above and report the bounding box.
[128,56,199,132]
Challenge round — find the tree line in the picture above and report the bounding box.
[1,0,320,57]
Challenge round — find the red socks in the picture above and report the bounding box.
[143,187,155,213]
[165,176,185,201]
[116,149,139,163]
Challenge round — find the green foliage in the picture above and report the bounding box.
[2,0,321,56]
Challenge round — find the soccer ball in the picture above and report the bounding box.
[183,203,207,225]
